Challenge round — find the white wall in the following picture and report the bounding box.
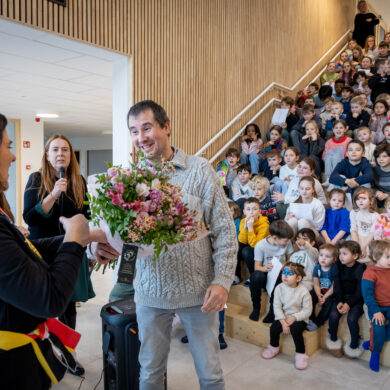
[66,134,113,177]
[369,0,390,29]
[20,117,44,224]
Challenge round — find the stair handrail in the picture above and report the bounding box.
[196,29,352,159]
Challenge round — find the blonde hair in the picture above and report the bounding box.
[352,187,377,213]
[332,101,344,110]
[252,176,270,192]
[304,119,319,135]
[27,134,85,209]
[369,240,390,263]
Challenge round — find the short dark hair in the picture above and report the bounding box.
[341,86,353,94]
[335,79,346,85]
[237,164,251,174]
[269,125,283,135]
[244,123,261,138]
[267,149,282,159]
[353,71,367,84]
[347,139,364,151]
[284,146,300,157]
[338,240,362,258]
[302,104,315,114]
[297,228,316,243]
[379,40,390,48]
[281,96,294,106]
[374,99,389,113]
[374,143,390,159]
[244,197,260,208]
[226,148,240,158]
[269,220,294,239]
[318,85,333,100]
[308,82,319,91]
[127,100,170,128]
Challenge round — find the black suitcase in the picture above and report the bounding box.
[101,297,140,390]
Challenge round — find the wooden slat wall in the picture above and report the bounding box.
[0,0,355,156]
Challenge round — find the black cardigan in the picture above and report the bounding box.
[23,171,89,239]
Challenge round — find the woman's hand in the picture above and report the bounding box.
[51,178,67,199]
[61,214,90,247]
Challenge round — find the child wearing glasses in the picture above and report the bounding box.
[261,262,312,370]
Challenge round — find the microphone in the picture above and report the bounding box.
[59,167,65,179]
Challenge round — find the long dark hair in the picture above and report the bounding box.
[243,123,261,142]
[0,113,14,222]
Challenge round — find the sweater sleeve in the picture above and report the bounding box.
[339,209,351,234]
[238,219,248,244]
[294,288,312,322]
[355,159,374,186]
[231,178,242,201]
[200,160,238,292]
[333,264,343,304]
[313,201,326,231]
[23,172,52,226]
[329,160,347,187]
[273,285,285,321]
[0,217,84,318]
[248,217,269,247]
[241,141,249,155]
[362,277,381,318]
[345,264,364,307]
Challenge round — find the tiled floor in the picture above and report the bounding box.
[55,270,390,390]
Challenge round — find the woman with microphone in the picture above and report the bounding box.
[23,134,93,376]
[0,113,118,389]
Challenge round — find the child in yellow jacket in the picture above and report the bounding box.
[236,197,270,286]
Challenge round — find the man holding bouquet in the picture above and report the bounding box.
[127,100,237,390]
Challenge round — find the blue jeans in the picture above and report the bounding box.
[370,306,390,354]
[136,304,224,390]
[240,153,260,175]
[272,177,290,194]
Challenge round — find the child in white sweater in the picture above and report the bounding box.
[262,262,312,370]
[285,176,326,236]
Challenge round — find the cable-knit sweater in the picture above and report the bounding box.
[134,149,238,309]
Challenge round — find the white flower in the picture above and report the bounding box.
[151,178,161,191]
[136,183,150,197]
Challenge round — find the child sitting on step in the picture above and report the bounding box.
[309,244,339,331]
[249,220,294,322]
[261,262,312,370]
[361,240,390,372]
[326,241,365,359]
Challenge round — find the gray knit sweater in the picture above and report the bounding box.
[134,149,238,309]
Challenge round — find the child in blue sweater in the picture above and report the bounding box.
[320,189,350,245]
[329,140,374,195]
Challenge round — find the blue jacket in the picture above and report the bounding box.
[320,207,350,239]
[324,114,347,133]
[291,115,322,134]
[329,157,373,193]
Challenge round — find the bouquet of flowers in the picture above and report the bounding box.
[87,152,206,270]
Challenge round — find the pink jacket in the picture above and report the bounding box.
[241,139,265,158]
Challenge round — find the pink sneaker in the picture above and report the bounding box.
[295,353,309,370]
[261,345,279,359]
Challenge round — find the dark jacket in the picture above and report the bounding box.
[334,261,365,307]
[0,213,84,390]
[23,171,89,239]
[329,157,374,193]
[352,13,379,47]
[299,136,325,159]
[368,73,390,104]
[291,115,322,134]
[346,110,370,131]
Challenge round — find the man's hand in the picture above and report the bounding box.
[91,242,120,264]
[201,285,228,312]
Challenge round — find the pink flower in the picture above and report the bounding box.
[107,167,118,177]
[115,182,125,194]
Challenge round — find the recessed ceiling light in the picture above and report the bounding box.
[36,113,59,118]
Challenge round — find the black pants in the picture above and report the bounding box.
[310,289,333,326]
[249,270,267,309]
[237,243,255,278]
[270,320,307,353]
[59,301,77,330]
[328,301,363,348]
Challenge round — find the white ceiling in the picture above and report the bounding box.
[0,19,126,136]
